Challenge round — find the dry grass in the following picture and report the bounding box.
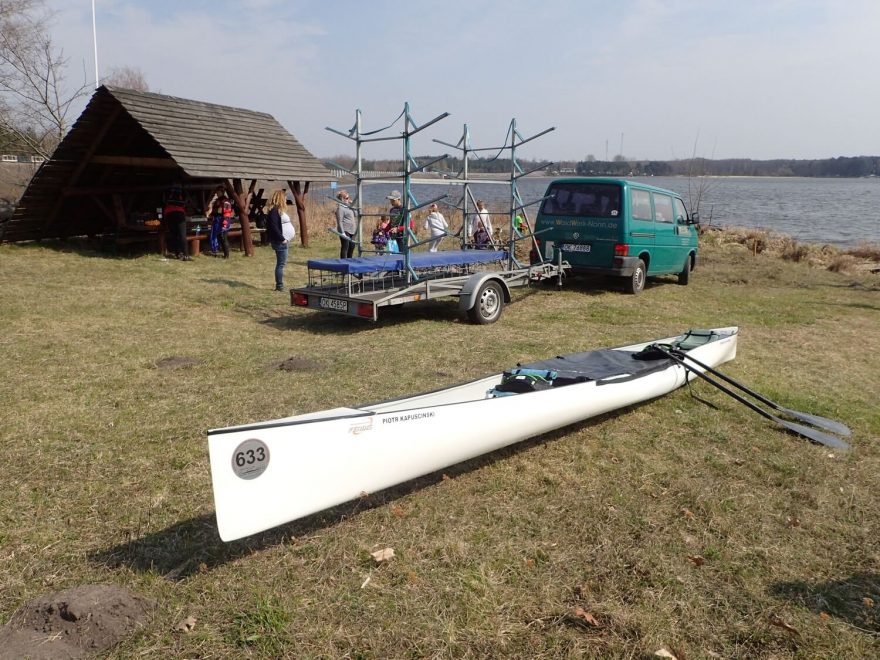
[0,226,879,658]
[701,226,880,275]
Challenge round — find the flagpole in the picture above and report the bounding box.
[91,0,99,88]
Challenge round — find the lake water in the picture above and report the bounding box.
[330,176,880,248]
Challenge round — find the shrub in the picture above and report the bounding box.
[827,253,858,273]
[845,242,880,262]
[780,237,809,262]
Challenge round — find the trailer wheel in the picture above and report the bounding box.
[467,280,504,324]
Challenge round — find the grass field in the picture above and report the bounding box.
[1,222,878,658]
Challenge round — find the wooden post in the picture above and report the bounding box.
[289,180,310,248]
[224,178,254,256]
[112,194,126,228]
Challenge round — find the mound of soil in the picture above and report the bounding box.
[0,585,153,659]
[277,356,322,372]
[154,355,201,370]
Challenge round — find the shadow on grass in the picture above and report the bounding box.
[89,409,635,580]
[6,236,152,260]
[558,272,675,296]
[200,278,257,289]
[770,573,880,634]
[258,284,551,333]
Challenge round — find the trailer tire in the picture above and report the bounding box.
[467,280,504,324]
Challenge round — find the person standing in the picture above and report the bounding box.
[386,190,407,251]
[371,215,392,252]
[424,203,448,253]
[208,190,234,258]
[335,190,357,258]
[218,194,234,258]
[266,190,292,291]
[465,199,491,247]
[473,221,490,249]
[474,200,492,243]
[163,183,190,260]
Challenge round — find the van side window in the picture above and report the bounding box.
[673,198,688,223]
[653,194,674,223]
[631,189,652,221]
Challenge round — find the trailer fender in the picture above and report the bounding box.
[458,273,512,314]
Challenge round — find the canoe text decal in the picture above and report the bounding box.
[382,411,435,424]
[231,438,270,480]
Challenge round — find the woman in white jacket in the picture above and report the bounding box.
[424,204,449,253]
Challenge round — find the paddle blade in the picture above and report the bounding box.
[778,407,852,437]
[774,415,851,451]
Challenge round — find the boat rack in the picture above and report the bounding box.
[295,104,569,323]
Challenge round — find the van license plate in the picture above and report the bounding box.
[319,297,348,312]
[561,243,591,253]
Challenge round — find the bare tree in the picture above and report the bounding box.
[686,131,716,226]
[0,0,90,159]
[104,65,149,92]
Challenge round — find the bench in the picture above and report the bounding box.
[185,227,267,256]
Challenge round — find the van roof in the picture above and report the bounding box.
[548,177,683,198]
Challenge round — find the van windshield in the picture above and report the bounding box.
[541,183,621,218]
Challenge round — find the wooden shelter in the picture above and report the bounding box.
[0,86,335,253]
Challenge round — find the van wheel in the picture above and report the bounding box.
[678,256,692,285]
[623,259,646,294]
[467,280,504,324]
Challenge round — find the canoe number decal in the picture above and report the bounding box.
[231,439,270,480]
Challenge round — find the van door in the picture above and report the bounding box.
[673,196,697,269]
[651,192,677,272]
[628,188,655,271]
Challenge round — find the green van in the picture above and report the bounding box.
[532,178,698,294]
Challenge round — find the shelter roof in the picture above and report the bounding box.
[1,86,334,242]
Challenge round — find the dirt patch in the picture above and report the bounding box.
[154,355,201,370]
[277,356,323,372]
[0,585,153,659]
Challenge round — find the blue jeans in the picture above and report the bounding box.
[272,242,288,290]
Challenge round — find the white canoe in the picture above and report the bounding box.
[208,326,739,541]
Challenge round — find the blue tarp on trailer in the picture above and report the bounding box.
[307,250,509,274]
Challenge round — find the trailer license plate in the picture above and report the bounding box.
[562,243,591,253]
[319,297,348,312]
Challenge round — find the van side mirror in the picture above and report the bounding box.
[688,212,699,225]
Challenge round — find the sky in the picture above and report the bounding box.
[42,0,880,162]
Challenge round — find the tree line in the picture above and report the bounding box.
[327,154,880,179]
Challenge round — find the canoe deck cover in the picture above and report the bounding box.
[515,349,672,384]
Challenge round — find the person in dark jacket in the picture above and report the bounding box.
[335,190,357,258]
[163,183,190,260]
[265,189,291,291]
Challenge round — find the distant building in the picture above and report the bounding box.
[0,154,43,163]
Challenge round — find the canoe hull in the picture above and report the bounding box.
[208,327,738,541]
